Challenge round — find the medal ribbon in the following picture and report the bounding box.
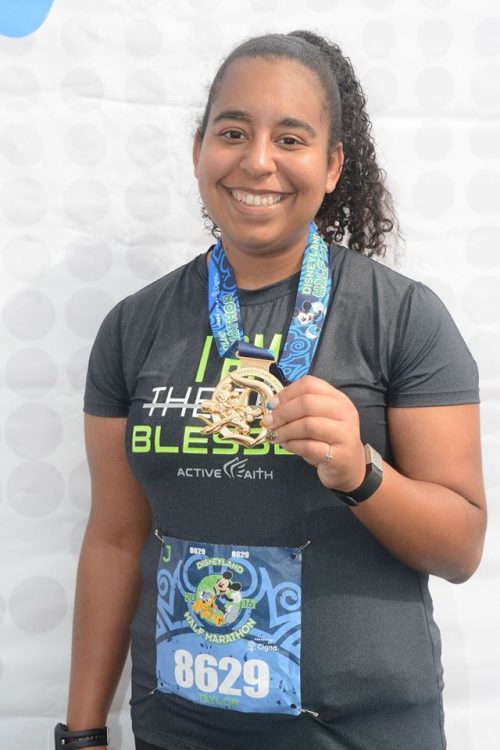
[208,222,332,383]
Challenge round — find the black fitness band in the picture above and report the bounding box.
[54,723,109,750]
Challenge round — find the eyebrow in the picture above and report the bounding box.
[211,110,317,138]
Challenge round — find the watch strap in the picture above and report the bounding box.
[54,723,109,750]
[335,443,383,506]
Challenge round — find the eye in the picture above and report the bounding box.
[278,135,302,147]
[221,129,245,140]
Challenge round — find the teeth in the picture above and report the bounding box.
[231,190,283,206]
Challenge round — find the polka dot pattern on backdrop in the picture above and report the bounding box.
[2,235,50,282]
[465,226,500,269]
[305,0,340,10]
[361,21,397,59]
[470,332,500,380]
[64,178,110,226]
[469,126,500,160]
[417,19,453,58]
[466,171,500,215]
[363,0,395,9]
[9,577,67,633]
[70,519,88,557]
[125,20,163,58]
[0,34,34,57]
[64,124,106,166]
[125,233,167,280]
[65,288,114,338]
[470,66,500,109]
[357,67,399,113]
[414,67,454,110]
[124,179,170,222]
[127,124,168,167]
[123,70,166,105]
[2,289,56,341]
[411,171,455,217]
[0,178,48,224]
[0,66,40,110]
[60,17,100,58]
[66,234,112,281]
[68,461,91,512]
[0,123,44,166]
[414,124,454,161]
[66,346,91,391]
[61,69,104,111]
[4,404,63,460]
[0,595,6,627]
[463,277,500,324]
[5,348,58,398]
[7,461,65,517]
[474,18,500,56]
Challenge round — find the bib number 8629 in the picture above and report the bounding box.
[174,649,269,698]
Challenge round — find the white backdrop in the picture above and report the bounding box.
[1,1,499,748]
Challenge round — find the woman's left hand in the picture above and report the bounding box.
[263,375,367,492]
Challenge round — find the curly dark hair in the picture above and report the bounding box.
[197,30,402,258]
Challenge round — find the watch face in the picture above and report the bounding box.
[365,443,383,471]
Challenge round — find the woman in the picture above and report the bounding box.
[57,31,487,750]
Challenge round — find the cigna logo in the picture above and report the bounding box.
[177,457,273,481]
[0,1,56,38]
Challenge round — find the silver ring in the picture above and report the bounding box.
[267,429,278,443]
[323,444,334,465]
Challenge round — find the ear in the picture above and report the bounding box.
[193,129,202,178]
[325,141,344,194]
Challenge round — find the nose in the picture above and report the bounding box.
[239,135,276,177]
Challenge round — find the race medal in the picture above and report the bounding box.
[198,353,283,448]
[200,222,332,444]
[155,533,303,715]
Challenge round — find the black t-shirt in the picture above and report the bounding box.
[84,243,479,750]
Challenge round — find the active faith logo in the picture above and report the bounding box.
[177,457,273,481]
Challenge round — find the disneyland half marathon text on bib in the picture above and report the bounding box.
[155,534,304,715]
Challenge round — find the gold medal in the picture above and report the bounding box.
[197,355,283,447]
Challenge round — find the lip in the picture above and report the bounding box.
[224,186,290,196]
[223,186,292,214]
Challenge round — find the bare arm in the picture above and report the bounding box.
[66,415,151,735]
[350,404,487,582]
[264,376,487,583]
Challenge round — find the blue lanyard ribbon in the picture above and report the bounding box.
[207,222,332,383]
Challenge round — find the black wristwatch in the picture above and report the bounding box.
[54,723,109,750]
[334,443,383,506]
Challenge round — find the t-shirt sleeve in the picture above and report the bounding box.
[83,300,130,417]
[387,281,480,407]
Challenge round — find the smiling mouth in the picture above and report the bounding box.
[225,187,289,207]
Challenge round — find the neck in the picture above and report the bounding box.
[218,232,310,290]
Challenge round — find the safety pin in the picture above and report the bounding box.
[301,707,319,718]
[154,529,164,543]
[290,540,311,559]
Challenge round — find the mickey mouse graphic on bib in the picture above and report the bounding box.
[155,534,305,715]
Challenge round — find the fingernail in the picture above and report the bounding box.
[269,396,280,409]
[262,414,274,427]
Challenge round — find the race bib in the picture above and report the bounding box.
[155,534,303,715]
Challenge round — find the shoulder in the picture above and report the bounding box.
[330,243,439,327]
[101,252,207,334]
[332,243,420,297]
[122,252,207,316]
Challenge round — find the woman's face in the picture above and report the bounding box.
[193,56,343,261]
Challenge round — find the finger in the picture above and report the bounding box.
[269,417,345,445]
[280,438,333,467]
[277,375,335,405]
[266,394,349,429]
